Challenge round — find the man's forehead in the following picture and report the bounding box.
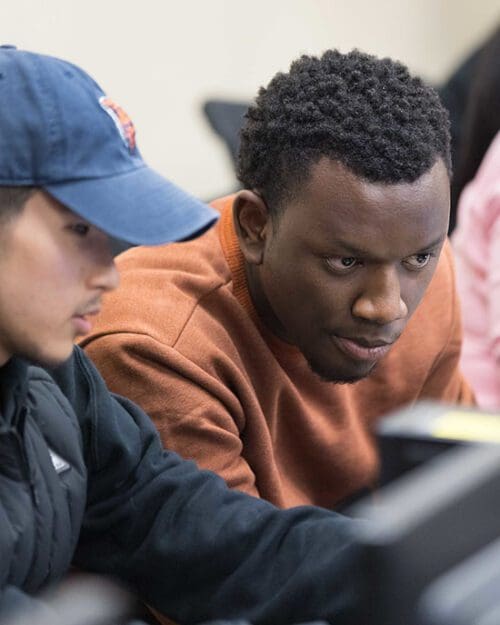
[281,157,450,255]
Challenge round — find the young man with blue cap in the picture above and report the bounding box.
[0,46,367,625]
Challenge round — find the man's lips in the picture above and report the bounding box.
[72,307,100,335]
[331,334,397,362]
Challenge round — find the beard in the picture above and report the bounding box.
[305,352,378,384]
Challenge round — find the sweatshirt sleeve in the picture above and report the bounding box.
[418,242,475,405]
[83,333,262,498]
[53,347,366,625]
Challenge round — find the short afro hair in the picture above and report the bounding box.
[238,49,451,211]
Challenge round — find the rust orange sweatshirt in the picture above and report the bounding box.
[81,196,474,509]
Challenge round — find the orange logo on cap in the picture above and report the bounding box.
[99,96,136,153]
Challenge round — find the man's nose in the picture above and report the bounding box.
[352,267,408,324]
[89,257,120,293]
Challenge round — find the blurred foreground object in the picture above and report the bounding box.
[350,400,500,625]
[0,575,134,625]
[375,400,500,483]
[418,536,500,625]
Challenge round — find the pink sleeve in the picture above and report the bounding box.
[487,202,500,364]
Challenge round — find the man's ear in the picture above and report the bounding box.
[233,190,271,265]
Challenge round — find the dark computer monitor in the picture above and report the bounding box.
[417,537,500,625]
[376,400,500,485]
[349,441,500,625]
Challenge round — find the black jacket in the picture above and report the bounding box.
[0,346,365,625]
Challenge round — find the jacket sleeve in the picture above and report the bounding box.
[51,347,366,625]
[83,333,262,497]
[419,242,475,405]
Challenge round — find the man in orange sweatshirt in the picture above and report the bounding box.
[81,49,474,510]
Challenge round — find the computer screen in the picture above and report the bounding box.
[349,440,500,625]
[376,401,500,485]
[417,537,500,625]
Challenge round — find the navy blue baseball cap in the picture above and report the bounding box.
[0,46,218,245]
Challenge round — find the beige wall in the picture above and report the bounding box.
[1,0,498,199]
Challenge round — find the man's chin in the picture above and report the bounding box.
[306,357,377,384]
[24,345,74,369]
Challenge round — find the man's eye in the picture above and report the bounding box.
[70,223,90,236]
[325,256,359,272]
[404,253,431,270]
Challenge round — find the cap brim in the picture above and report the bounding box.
[44,165,219,245]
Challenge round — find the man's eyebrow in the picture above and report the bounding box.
[53,202,91,223]
[416,235,447,252]
[327,240,371,256]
